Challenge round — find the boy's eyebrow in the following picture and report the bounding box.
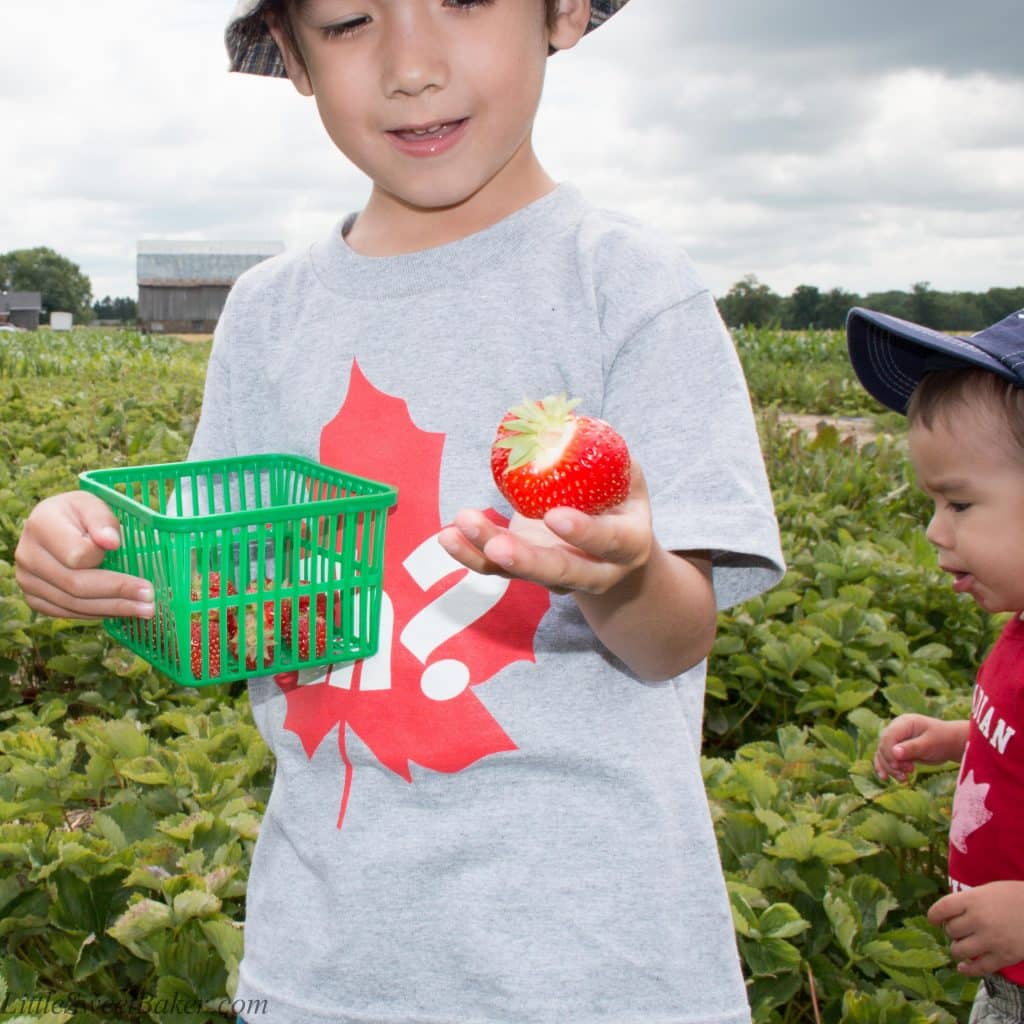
[918,475,970,494]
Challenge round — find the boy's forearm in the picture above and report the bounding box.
[950,718,971,759]
[574,545,716,682]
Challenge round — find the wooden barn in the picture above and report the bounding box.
[136,240,284,334]
[0,292,42,330]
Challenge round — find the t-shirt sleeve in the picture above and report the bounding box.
[187,295,240,464]
[601,285,784,610]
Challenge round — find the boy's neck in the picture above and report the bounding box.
[345,153,558,256]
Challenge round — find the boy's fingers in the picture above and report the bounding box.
[18,563,155,620]
[58,493,123,569]
[927,893,962,926]
[482,532,607,593]
[958,953,999,977]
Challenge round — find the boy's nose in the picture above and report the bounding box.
[924,509,950,550]
[380,11,449,98]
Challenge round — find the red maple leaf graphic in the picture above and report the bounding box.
[274,361,551,827]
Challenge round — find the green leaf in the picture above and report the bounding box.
[759,903,810,940]
[764,823,814,861]
[172,890,222,922]
[855,811,929,849]
[861,928,948,969]
[107,897,173,961]
[741,935,803,976]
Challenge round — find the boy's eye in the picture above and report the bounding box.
[949,501,971,513]
[321,17,371,39]
[442,0,497,8]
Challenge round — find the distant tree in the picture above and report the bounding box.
[721,278,1023,332]
[981,287,1024,326]
[861,290,915,322]
[0,247,94,323]
[717,274,782,328]
[816,287,860,330]
[784,285,823,329]
[93,295,138,322]
[909,281,940,329]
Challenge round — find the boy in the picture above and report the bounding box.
[848,307,1024,1023]
[14,2,785,1021]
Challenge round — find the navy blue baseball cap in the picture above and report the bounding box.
[847,306,1024,414]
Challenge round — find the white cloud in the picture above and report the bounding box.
[2,1,1022,304]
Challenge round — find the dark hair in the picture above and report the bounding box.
[907,367,1024,459]
[260,0,305,67]
[262,0,562,70]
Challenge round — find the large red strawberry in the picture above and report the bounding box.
[231,580,278,671]
[490,394,631,519]
[281,588,328,660]
[189,572,238,680]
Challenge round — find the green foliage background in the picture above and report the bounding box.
[0,249,95,325]
[0,328,998,1022]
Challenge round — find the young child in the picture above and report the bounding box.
[14,2,785,1021]
[848,307,1024,1023]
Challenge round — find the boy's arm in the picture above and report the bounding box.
[439,464,715,681]
[15,492,155,620]
[929,880,1024,976]
[573,541,714,681]
[875,714,970,782]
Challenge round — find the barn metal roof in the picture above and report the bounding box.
[0,292,42,312]
[136,240,285,286]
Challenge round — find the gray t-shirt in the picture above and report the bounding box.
[190,184,784,1024]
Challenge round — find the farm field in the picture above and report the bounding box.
[0,327,996,1023]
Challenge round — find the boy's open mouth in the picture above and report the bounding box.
[951,570,973,593]
[390,119,467,142]
[386,118,470,158]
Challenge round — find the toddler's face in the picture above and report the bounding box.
[273,0,565,225]
[910,406,1024,613]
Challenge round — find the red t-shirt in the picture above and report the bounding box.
[947,615,1024,984]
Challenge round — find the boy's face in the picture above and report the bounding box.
[910,404,1024,613]
[269,0,587,224]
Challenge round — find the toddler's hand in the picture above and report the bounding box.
[874,713,966,782]
[928,881,1024,976]
[14,491,155,620]
[438,462,651,595]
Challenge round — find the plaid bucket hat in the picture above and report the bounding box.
[226,0,632,77]
[847,306,1024,415]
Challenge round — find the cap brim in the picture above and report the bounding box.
[226,0,632,78]
[846,307,1017,414]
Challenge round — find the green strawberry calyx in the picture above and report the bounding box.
[495,393,583,471]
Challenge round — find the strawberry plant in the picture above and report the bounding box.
[0,327,995,1021]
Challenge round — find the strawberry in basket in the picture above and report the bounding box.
[189,572,238,679]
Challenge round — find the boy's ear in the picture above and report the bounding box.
[548,0,591,52]
[264,12,315,97]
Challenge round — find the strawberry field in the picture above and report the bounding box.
[0,327,997,1023]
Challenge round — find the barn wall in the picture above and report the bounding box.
[138,285,231,333]
[8,309,41,330]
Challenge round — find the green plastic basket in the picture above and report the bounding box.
[79,453,397,687]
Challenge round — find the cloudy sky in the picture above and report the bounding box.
[3,1,1023,303]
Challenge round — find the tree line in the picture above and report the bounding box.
[716,274,1024,332]
[3,246,1020,333]
[0,247,136,325]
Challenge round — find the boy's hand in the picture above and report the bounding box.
[929,881,1024,976]
[874,713,968,782]
[14,492,155,620]
[437,462,651,595]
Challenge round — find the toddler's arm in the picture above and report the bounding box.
[14,492,155,620]
[929,880,1024,977]
[874,713,969,782]
[438,463,716,681]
